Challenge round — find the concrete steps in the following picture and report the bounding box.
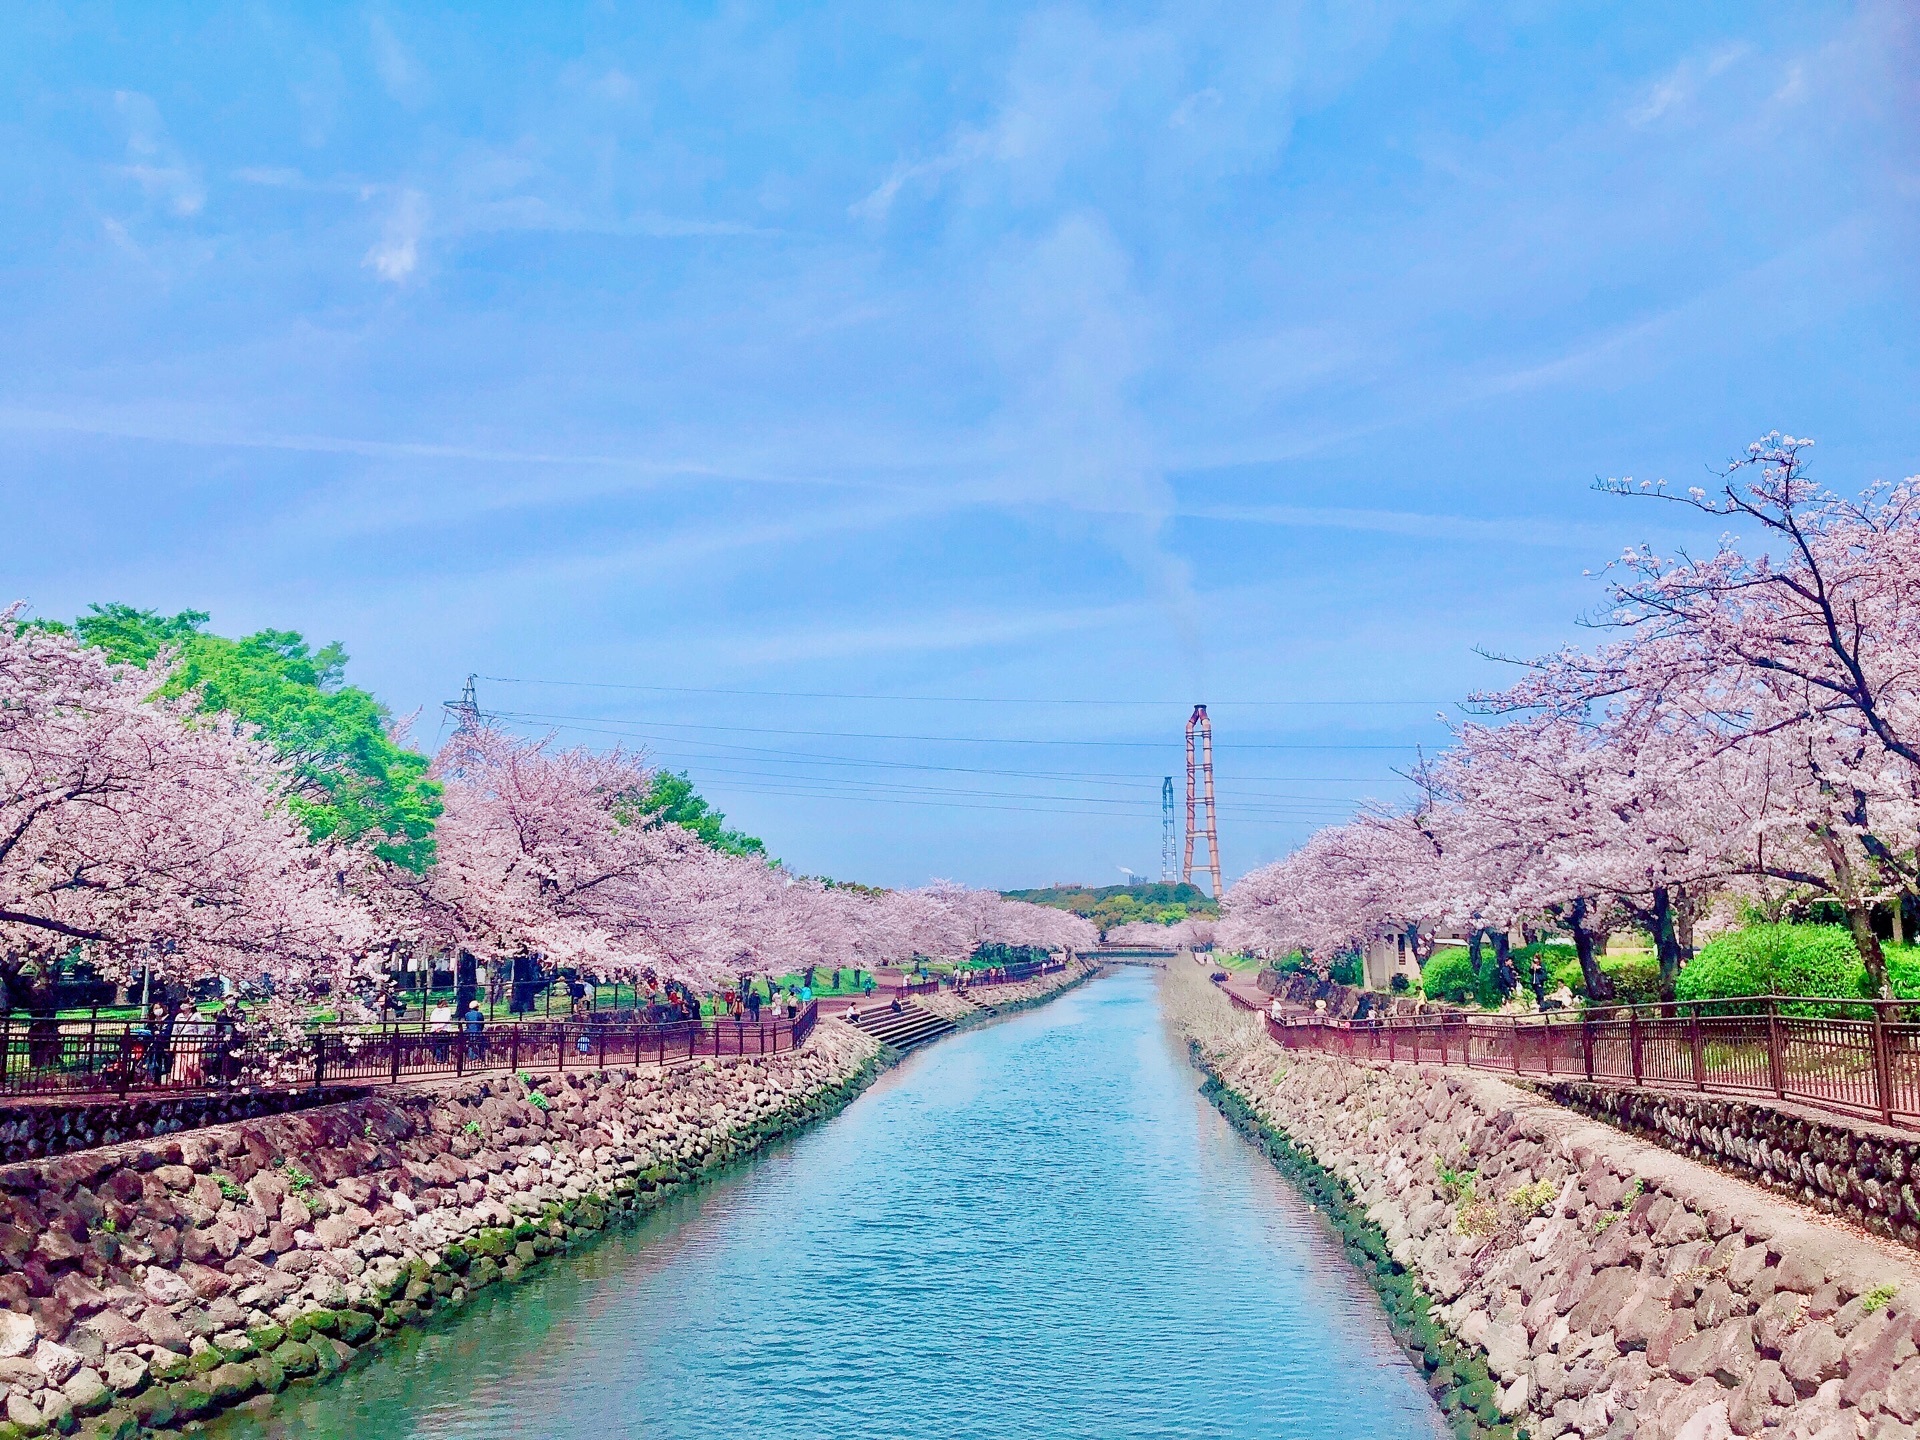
[842,1000,956,1052]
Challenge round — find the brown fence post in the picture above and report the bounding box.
[1582,1011,1595,1082]
[1512,1018,1522,1076]
[1629,1011,1643,1085]
[1873,1004,1895,1126]
[313,1033,326,1090]
[1766,998,1785,1099]
[1689,1004,1707,1091]
[390,1024,400,1085]
[1543,1013,1554,1077]
[510,1025,520,1074]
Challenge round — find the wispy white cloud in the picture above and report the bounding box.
[0,404,904,495]
[364,187,427,281]
[715,600,1152,665]
[459,196,777,239]
[232,165,308,188]
[1175,502,1606,548]
[850,131,994,220]
[112,91,204,217]
[368,15,428,107]
[1628,42,1751,125]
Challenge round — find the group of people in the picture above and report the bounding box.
[127,995,248,1087]
[720,984,811,1023]
[425,999,487,1060]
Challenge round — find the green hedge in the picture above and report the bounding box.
[1269,950,1363,987]
[1598,954,1663,1005]
[1422,943,1661,1009]
[1677,924,1862,1007]
[1674,925,1920,1010]
[1419,947,1506,1007]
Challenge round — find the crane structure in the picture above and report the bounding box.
[1183,704,1223,898]
[1160,775,1177,883]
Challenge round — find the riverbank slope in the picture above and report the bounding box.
[0,960,1098,1440]
[1166,959,1920,1440]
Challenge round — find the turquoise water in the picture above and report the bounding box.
[216,968,1444,1439]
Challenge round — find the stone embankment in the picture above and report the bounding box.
[1170,962,1920,1440]
[0,1020,881,1440]
[1537,1082,1920,1248]
[915,959,1097,1026]
[0,958,1099,1440]
[0,1089,367,1170]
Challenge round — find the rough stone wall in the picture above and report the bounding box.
[0,1088,365,1167]
[1254,966,1381,1018]
[0,1021,880,1439]
[1538,1081,1920,1247]
[1178,965,1920,1440]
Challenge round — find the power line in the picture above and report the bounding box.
[490,714,1403,786]
[489,708,1423,751]
[669,777,1343,826]
[673,761,1357,813]
[495,721,1405,791]
[480,675,1450,707]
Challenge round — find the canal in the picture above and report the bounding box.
[213,967,1444,1439]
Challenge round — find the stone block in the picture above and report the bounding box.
[1780,1321,1846,1394]
[0,1317,33,1361]
[61,1368,107,1416]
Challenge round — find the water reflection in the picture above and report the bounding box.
[214,968,1444,1440]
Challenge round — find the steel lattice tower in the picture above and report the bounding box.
[1182,704,1223,898]
[1160,776,1176,882]
[443,674,482,736]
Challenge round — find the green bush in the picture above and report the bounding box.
[1677,924,1861,1008]
[1886,947,1920,998]
[1600,954,1663,1005]
[1419,948,1507,1008]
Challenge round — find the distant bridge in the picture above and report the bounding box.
[1091,947,1177,966]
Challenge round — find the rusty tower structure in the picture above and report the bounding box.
[1183,704,1222,898]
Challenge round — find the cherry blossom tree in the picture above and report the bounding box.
[0,617,371,1003]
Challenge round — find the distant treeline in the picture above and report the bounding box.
[1002,882,1219,929]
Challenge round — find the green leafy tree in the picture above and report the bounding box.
[71,605,441,871]
[1003,881,1217,923]
[642,770,765,857]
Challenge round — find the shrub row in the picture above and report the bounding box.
[1675,923,1920,1008]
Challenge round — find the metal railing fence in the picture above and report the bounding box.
[0,1003,819,1101]
[1264,997,1920,1130]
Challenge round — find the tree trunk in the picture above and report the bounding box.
[1651,886,1683,1003]
[1815,827,1892,998]
[1408,925,1435,968]
[1489,931,1514,997]
[1468,930,1483,975]
[1569,896,1615,1002]
[1848,904,1891,999]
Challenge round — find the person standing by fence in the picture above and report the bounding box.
[211,999,244,1088]
[463,1001,485,1062]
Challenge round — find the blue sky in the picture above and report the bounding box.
[3,2,1917,890]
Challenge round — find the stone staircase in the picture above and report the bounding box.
[841,999,957,1052]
